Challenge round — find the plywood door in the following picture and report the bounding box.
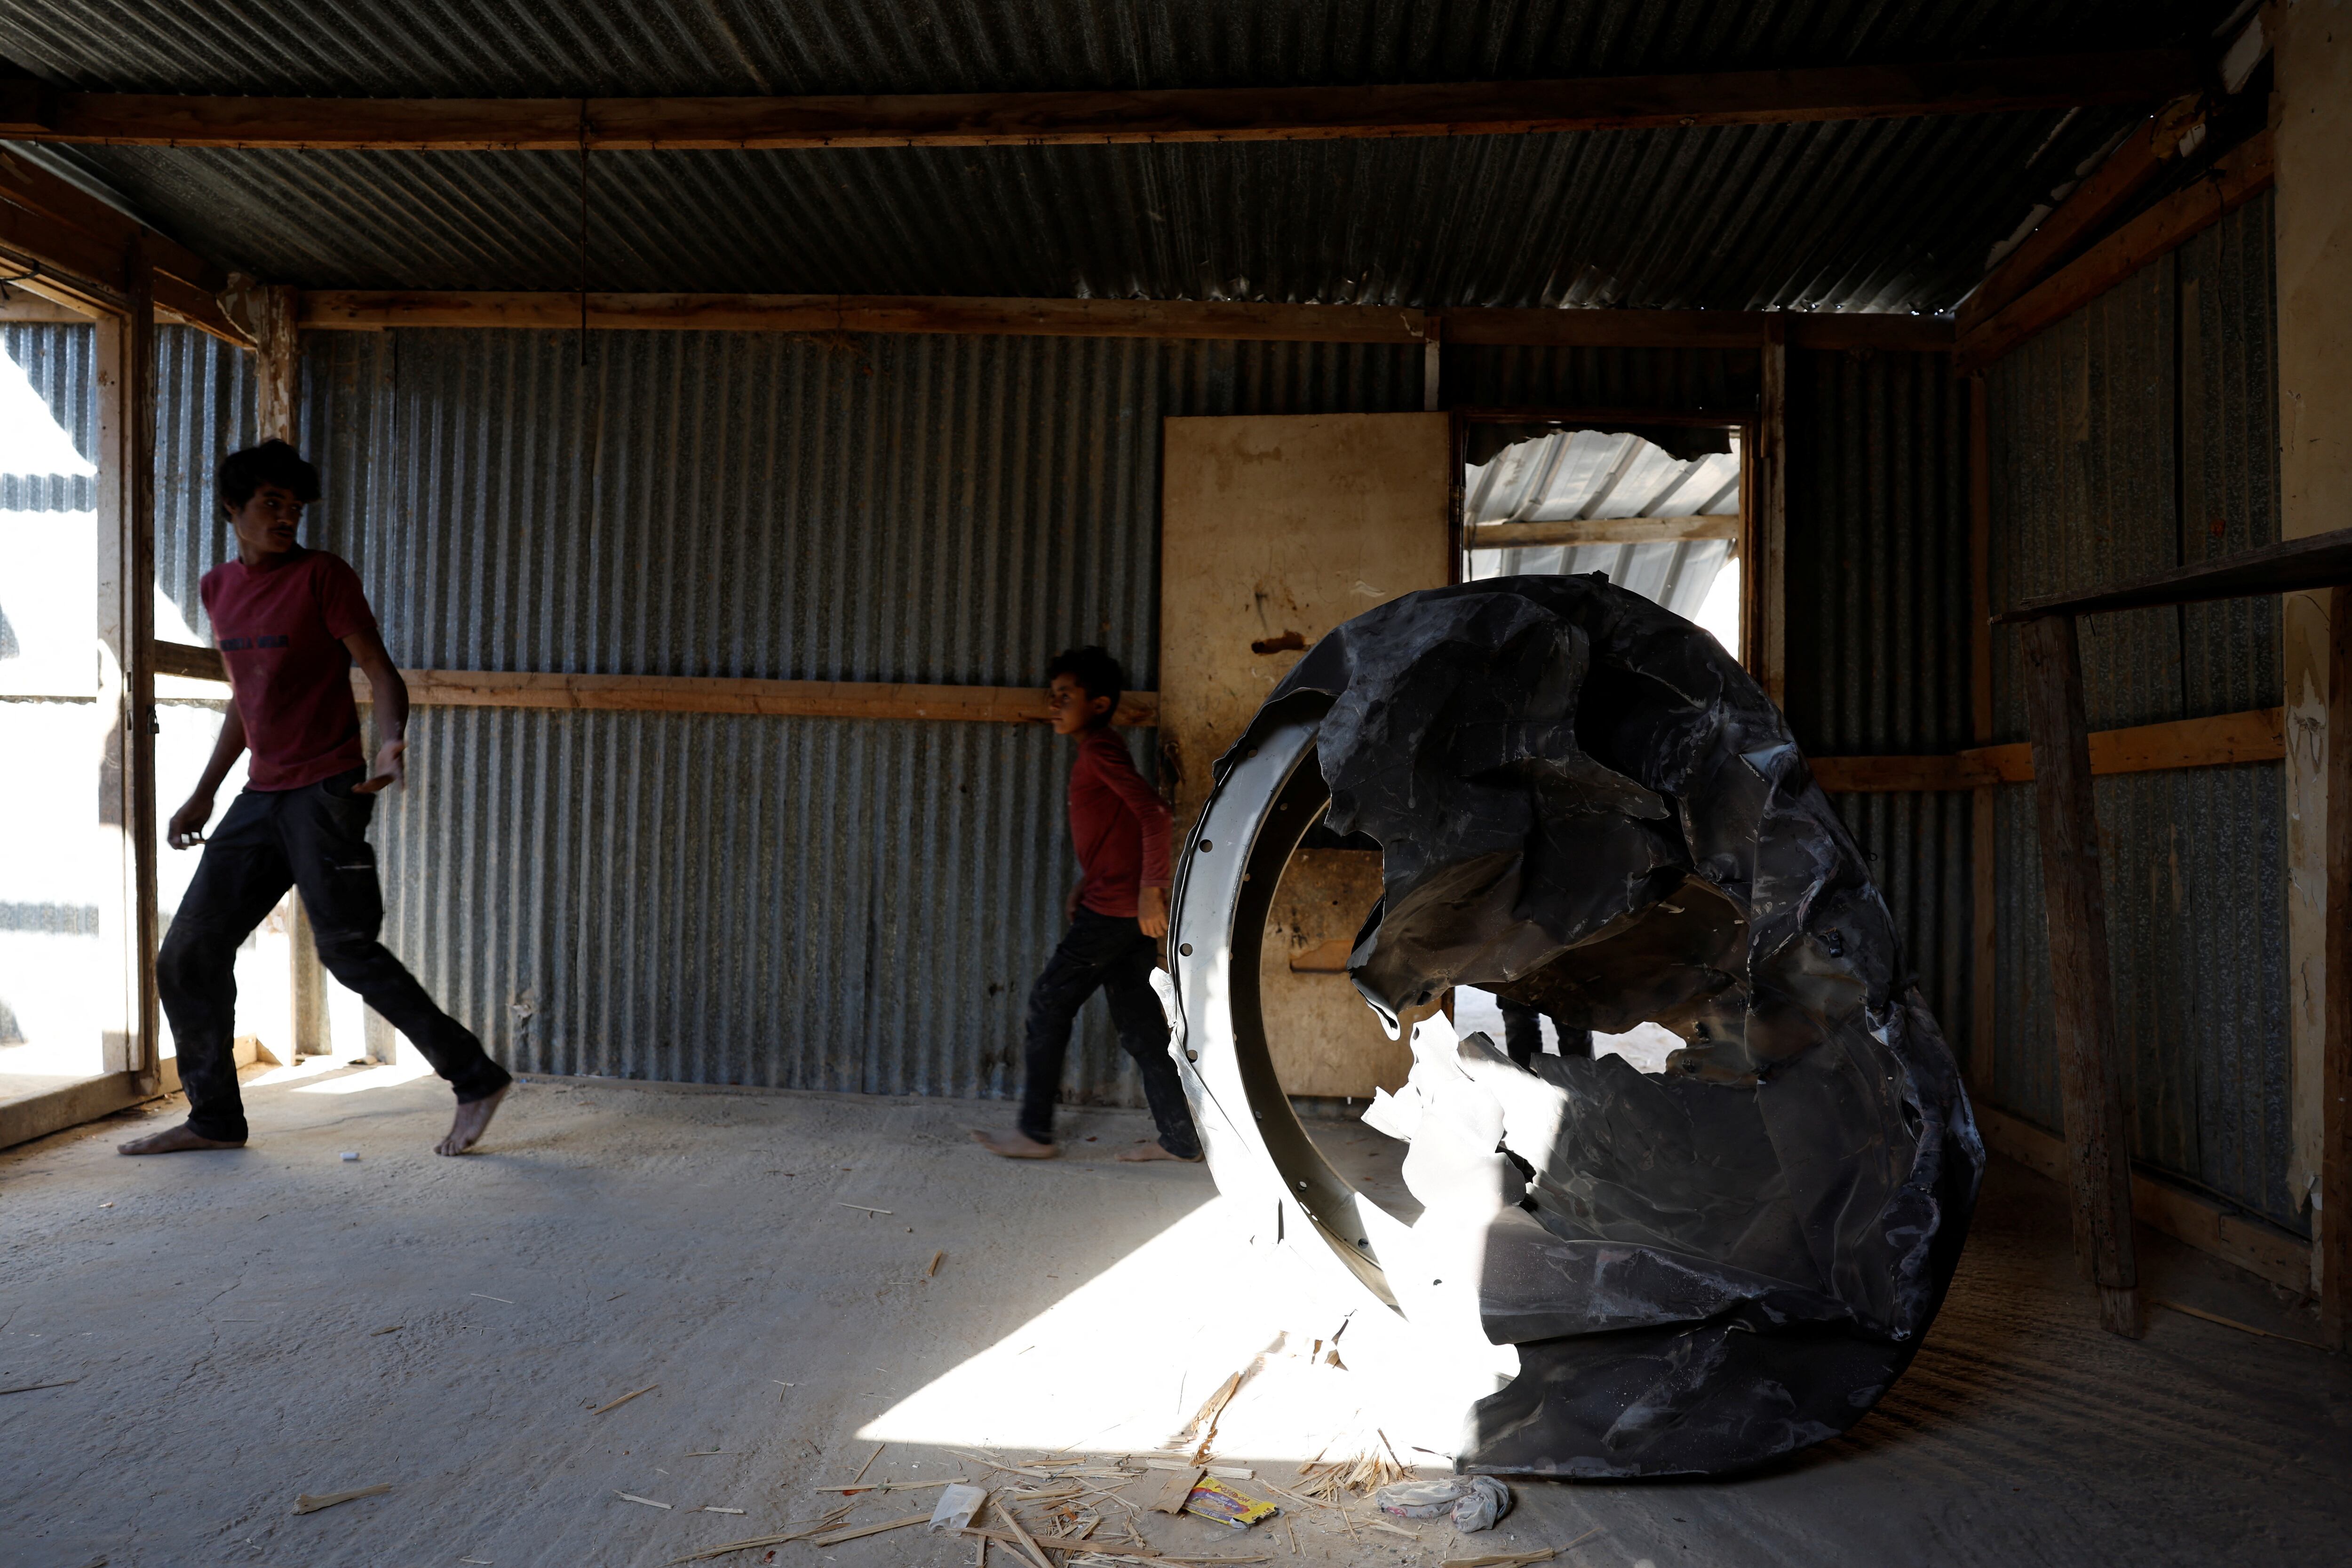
[1160,413,1451,1098]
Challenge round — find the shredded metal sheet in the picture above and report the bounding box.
[1240,574,1982,1478]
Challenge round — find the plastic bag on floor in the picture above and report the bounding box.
[1374,1474,1512,1532]
[929,1482,986,1533]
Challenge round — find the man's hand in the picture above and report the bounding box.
[354,738,406,795]
[1137,885,1169,940]
[167,793,214,850]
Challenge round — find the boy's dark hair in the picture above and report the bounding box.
[217,439,321,516]
[1048,645,1125,723]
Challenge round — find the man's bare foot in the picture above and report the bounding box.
[1116,1139,1203,1163]
[971,1129,1058,1160]
[437,1083,510,1156]
[118,1122,244,1155]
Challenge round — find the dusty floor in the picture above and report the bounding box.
[3,1067,2348,1568]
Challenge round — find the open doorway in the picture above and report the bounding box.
[1454,417,1746,1072]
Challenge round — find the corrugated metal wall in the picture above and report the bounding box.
[137,326,1420,1102]
[1782,348,1974,1058]
[1444,344,1759,414]
[1985,191,2294,1232]
[2,324,97,513]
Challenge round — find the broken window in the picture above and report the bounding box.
[1461,422,1742,658]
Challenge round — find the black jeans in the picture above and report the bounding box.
[157,767,510,1142]
[1019,908,1200,1158]
[1500,997,1594,1068]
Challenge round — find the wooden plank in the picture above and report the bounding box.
[1960,708,2286,782]
[300,291,1953,350]
[148,643,1159,725]
[1466,514,1739,549]
[1808,708,2287,793]
[252,284,300,439]
[1809,754,1998,791]
[1956,132,2275,373]
[1969,373,1996,1093]
[0,147,224,294]
[0,1070,156,1153]
[95,250,161,1094]
[0,52,2199,151]
[302,291,1436,343]
[1999,522,2352,624]
[0,149,246,344]
[2324,586,2352,1350]
[1974,1105,2312,1293]
[0,291,93,322]
[1161,412,1447,1098]
[0,189,130,299]
[2020,613,2142,1338]
[1959,111,2180,334]
[1748,324,1788,704]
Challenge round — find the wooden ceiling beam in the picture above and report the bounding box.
[0,51,2198,151]
[0,147,248,342]
[299,291,1956,350]
[1955,130,2272,373]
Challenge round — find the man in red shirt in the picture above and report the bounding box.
[974,647,1200,1163]
[119,440,511,1158]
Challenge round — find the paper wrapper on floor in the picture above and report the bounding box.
[1176,575,1984,1479]
[1182,1475,1280,1527]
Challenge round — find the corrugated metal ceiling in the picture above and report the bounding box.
[0,1,2233,311]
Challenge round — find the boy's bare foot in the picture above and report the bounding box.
[118,1122,244,1155]
[1116,1139,1203,1163]
[437,1083,510,1155]
[971,1129,1058,1160]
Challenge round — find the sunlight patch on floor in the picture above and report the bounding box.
[859,1193,1514,1463]
[291,1058,438,1095]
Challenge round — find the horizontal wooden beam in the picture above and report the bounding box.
[1469,514,1739,549]
[1975,1104,2309,1293]
[1998,522,2352,623]
[1961,707,2284,783]
[0,291,95,322]
[1809,753,1998,791]
[1955,131,2272,373]
[303,291,1438,342]
[0,53,2198,152]
[0,1070,158,1154]
[1810,707,2285,792]
[1441,307,1954,351]
[150,642,1159,726]
[0,148,246,342]
[300,291,1952,350]
[1958,110,2174,336]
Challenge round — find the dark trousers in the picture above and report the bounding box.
[1019,908,1200,1158]
[157,767,510,1142]
[1500,997,1594,1069]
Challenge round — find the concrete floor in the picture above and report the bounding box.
[3,1067,2348,1568]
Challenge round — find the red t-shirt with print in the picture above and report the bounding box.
[199,548,378,791]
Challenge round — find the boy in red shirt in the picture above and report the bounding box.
[119,440,511,1158]
[975,647,1200,1163]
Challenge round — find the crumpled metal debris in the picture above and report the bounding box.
[1218,575,1983,1479]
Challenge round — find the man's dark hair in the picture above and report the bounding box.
[1048,645,1125,723]
[217,439,321,516]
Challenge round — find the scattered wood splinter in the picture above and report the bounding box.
[591,1383,659,1415]
[292,1483,393,1514]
